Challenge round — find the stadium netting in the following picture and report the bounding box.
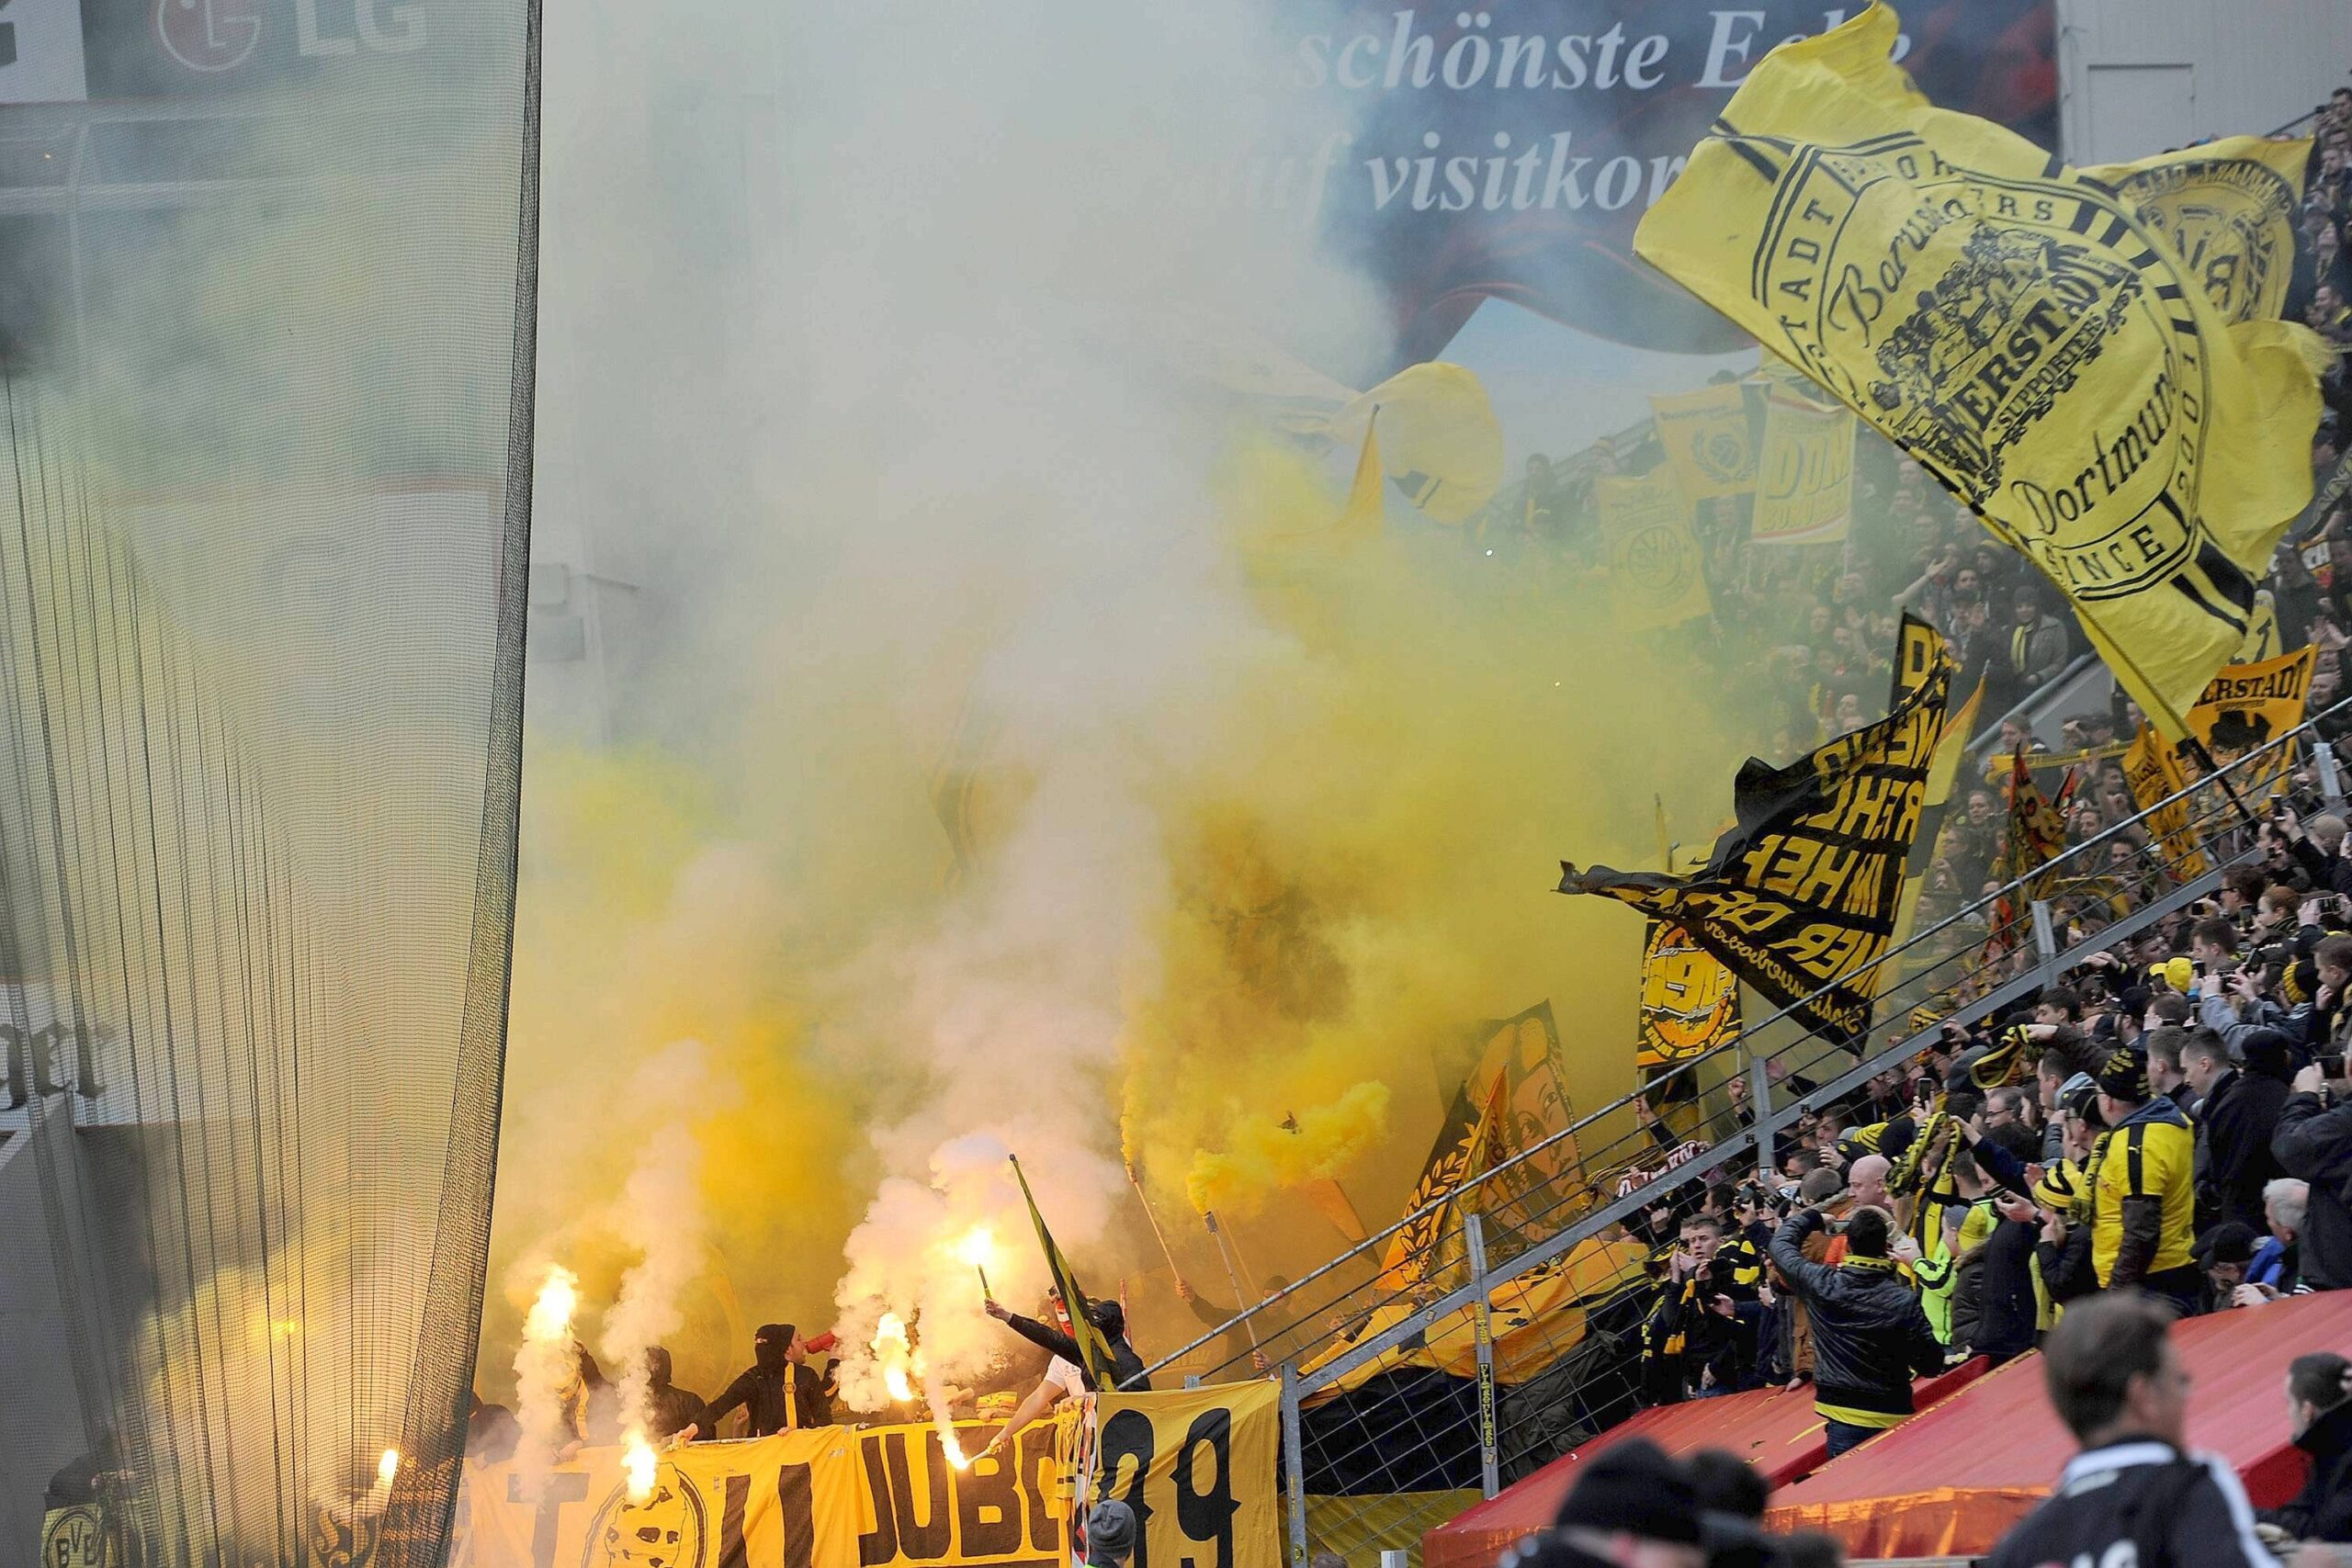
[0,4,541,1564]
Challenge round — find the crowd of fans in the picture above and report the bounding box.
[1503,1296,2330,1568]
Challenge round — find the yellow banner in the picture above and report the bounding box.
[40,1506,114,1568]
[1749,388,1854,545]
[1094,1382,1282,1568]
[1597,468,1713,631]
[1632,6,2324,736]
[1635,919,1740,1069]
[2185,645,2318,799]
[2122,721,2211,882]
[454,1420,1069,1568]
[1647,383,1756,501]
[2082,137,2312,325]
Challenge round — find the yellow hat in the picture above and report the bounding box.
[2033,1160,2081,1213]
[2150,956,2194,994]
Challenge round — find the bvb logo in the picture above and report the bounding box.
[41,1505,105,1568]
[1622,521,1695,601]
[1689,428,1752,487]
[2111,157,2296,325]
[581,1475,708,1568]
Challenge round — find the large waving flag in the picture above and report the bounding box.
[1632,5,2326,737]
[1011,1156,1121,1388]
[1561,617,1962,1044]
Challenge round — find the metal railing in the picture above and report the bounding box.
[1165,694,2352,1565]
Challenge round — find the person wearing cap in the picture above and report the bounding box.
[1500,1438,1707,1568]
[703,1323,832,1438]
[2195,1223,2258,1314]
[2086,1049,2199,1311]
[1984,1294,2269,1568]
[1768,1203,1944,1458]
[1084,1499,1137,1568]
[2031,1156,2101,1306]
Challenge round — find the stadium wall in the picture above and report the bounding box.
[2057,0,2350,161]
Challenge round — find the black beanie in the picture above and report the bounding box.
[1555,1438,1702,1545]
[2096,1048,2148,1104]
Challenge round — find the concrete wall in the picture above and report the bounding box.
[2058,0,2349,163]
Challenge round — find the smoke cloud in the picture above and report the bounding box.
[488,0,1780,1402]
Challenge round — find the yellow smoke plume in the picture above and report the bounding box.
[1186,1081,1392,1219]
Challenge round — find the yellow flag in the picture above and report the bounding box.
[2083,137,2312,324]
[1648,382,1757,500]
[2185,645,2318,799]
[1336,363,1503,525]
[1334,410,1384,542]
[1598,467,1713,630]
[1632,6,2326,739]
[1750,384,1856,545]
[2122,721,2211,881]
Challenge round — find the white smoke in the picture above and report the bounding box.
[600,1042,718,1445]
[511,1264,582,1497]
[514,0,1390,1393]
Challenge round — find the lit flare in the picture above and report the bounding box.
[377,1450,400,1489]
[623,1433,658,1504]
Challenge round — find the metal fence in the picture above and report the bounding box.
[1146,694,2352,1567]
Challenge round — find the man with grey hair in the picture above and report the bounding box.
[2235,1178,2309,1304]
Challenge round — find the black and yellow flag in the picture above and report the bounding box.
[1635,919,1741,1071]
[1995,751,2074,894]
[1011,1156,1119,1388]
[2184,644,2318,799]
[2123,721,2211,881]
[1632,6,2326,737]
[2082,137,2312,326]
[1379,1004,1579,1290]
[1560,617,1961,1044]
[1888,615,1986,951]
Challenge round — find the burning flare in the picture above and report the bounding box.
[525,1265,579,1343]
[873,1313,917,1404]
[376,1450,400,1490]
[623,1433,658,1504]
[956,1225,995,1269]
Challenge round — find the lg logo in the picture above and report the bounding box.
[155,0,262,72]
[154,0,425,75]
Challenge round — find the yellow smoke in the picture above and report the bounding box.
[1186,1082,1392,1219]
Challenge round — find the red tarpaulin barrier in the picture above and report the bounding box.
[1424,1363,1985,1568]
[1764,1292,2352,1559]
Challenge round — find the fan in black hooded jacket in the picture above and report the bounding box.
[2266,1397,2352,1542]
[993,1299,1152,1393]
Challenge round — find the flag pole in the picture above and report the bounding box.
[1202,1209,1268,1371]
[1125,1163,1186,1286]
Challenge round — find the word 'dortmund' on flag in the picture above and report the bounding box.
[1750,384,1857,546]
[1632,6,2326,736]
[1560,617,1962,1044]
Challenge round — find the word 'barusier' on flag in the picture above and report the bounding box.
[1560,615,1962,1044]
[1631,5,2326,737]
